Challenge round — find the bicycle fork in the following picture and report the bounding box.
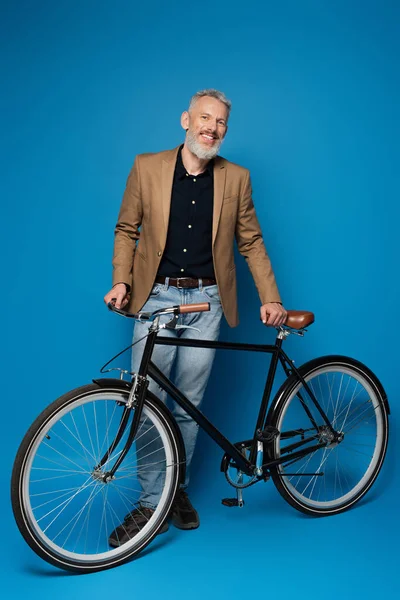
[92,373,149,482]
[93,325,159,482]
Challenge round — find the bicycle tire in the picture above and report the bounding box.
[11,383,183,573]
[266,355,389,516]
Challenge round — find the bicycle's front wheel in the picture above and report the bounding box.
[11,384,182,573]
[267,356,389,516]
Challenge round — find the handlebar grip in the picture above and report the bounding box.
[107,301,135,318]
[178,302,210,314]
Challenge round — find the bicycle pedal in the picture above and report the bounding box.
[256,426,280,443]
[222,498,244,507]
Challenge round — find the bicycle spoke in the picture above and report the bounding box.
[69,412,98,467]
[117,458,170,471]
[31,486,83,498]
[302,447,332,498]
[82,406,98,464]
[98,401,119,458]
[342,404,378,434]
[41,441,90,474]
[71,483,98,553]
[96,485,109,553]
[48,427,94,467]
[332,386,369,429]
[33,486,89,512]
[58,483,103,547]
[40,476,95,529]
[112,484,143,496]
[31,467,88,473]
[332,375,352,425]
[333,373,344,423]
[104,496,131,545]
[93,402,101,464]
[31,472,86,483]
[285,447,319,483]
[340,445,375,459]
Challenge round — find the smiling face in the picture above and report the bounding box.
[181,96,229,160]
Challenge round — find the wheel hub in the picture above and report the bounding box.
[318,426,344,448]
[91,468,114,483]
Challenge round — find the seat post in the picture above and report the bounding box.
[276,327,290,342]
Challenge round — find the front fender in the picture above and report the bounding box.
[92,377,132,390]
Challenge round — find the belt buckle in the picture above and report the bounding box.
[176,277,186,288]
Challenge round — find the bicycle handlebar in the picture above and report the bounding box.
[107,300,210,320]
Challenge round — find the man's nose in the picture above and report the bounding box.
[206,122,217,133]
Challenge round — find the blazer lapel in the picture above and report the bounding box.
[212,156,226,245]
[161,146,180,234]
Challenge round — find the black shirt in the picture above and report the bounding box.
[157,146,215,278]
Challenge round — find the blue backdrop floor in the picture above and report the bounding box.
[3,446,397,600]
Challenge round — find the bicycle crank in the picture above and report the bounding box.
[221,440,266,508]
[222,468,246,507]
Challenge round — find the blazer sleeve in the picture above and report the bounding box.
[112,156,143,287]
[235,170,282,305]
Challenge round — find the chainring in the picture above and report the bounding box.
[222,442,258,489]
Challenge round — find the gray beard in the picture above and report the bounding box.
[186,129,223,160]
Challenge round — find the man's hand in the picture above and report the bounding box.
[260,302,287,327]
[104,283,130,310]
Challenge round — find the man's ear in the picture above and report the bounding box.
[181,111,189,131]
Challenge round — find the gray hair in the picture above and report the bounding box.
[188,89,231,120]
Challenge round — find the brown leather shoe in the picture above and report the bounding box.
[108,506,168,547]
[171,490,200,530]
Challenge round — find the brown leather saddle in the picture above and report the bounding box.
[284,310,314,330]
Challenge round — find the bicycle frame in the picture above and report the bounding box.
[96,326,335,480]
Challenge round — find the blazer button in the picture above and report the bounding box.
[157,251,162,257]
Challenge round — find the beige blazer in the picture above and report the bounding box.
[112,145,281,327]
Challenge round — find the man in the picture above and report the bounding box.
[104,89,287,545]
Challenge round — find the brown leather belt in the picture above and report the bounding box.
[155,276,216,288]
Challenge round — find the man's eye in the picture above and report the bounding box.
[201,115,208,119]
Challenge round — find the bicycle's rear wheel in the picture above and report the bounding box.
[267,356,389,516]
[11,384,182,573]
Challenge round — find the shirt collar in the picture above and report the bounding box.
[175,144,214,180]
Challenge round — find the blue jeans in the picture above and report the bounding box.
[131,279,223,508]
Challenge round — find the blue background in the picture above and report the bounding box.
[1,0,398,596]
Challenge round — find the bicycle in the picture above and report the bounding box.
[11,301,390,573]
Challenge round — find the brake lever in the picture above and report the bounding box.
[163,315,179,330]
[162,315,200,333]
[176,325,201,333]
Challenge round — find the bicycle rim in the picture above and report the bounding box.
[14,389,179,570]
[271,363,388,514]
